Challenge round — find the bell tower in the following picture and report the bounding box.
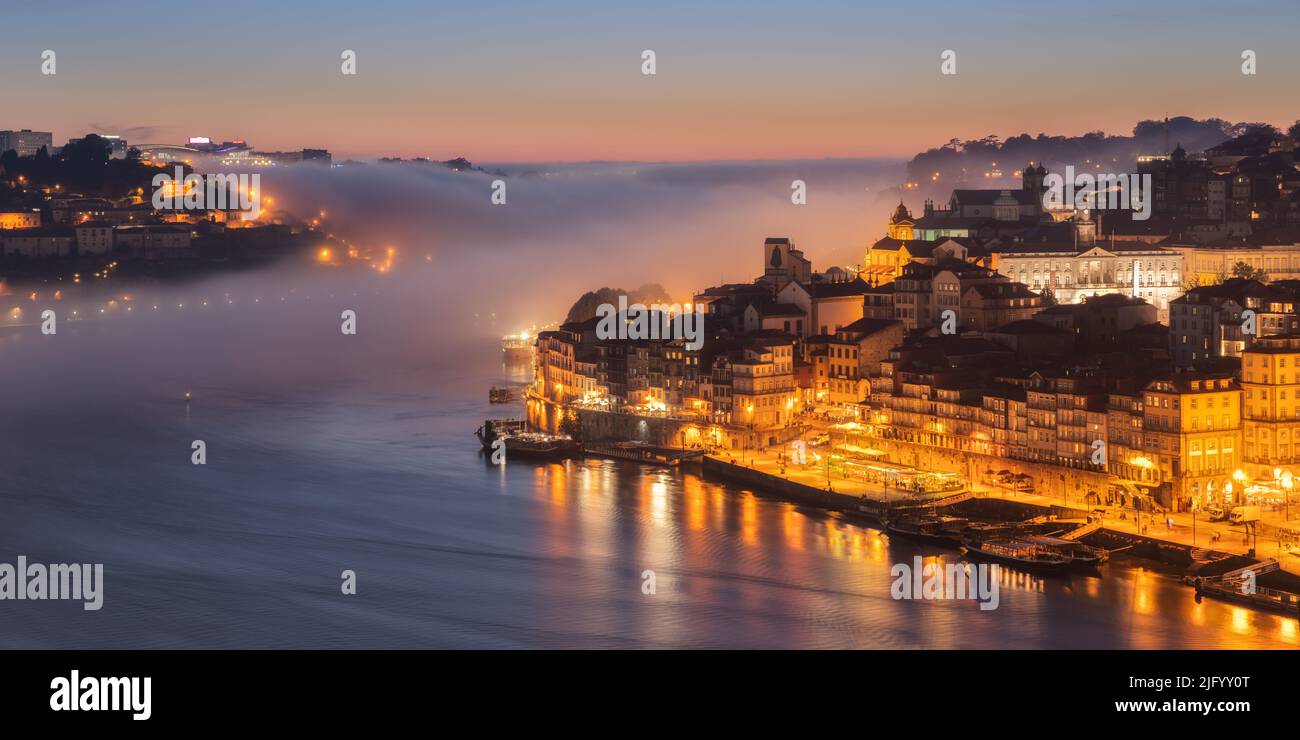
[887,202,914,240]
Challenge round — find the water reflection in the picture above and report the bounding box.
[506,456,1297,649]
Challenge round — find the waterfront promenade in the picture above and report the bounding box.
[709,443,1300,572]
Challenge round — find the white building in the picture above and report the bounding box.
[991,240,1183,321]
[0,129,53,157]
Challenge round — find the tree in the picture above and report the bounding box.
[59,134,110,167]
[1289,120,1300,146]
[559,410,582,440]
[1231,261,1268,282]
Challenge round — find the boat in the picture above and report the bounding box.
[1019,535,1109,567]
[476,419,525,447]
[960,537,1074,573]
[475,419,580,460]
[963,521,1038,539]
[883,515,969,548]
[489,386,514,403]
[501,332,534,360]
[1192,560,1300,617]
[498,432,582,459]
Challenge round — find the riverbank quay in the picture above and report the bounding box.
[816,420,1300,565]
[700,453,1300,617]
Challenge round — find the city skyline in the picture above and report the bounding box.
[7,0,1300,702]
[2,0,1297,162]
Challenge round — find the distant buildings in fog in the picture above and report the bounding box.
[0,130,53,157]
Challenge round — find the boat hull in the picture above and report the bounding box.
[884,521,963,548]
[960,544,1075,575]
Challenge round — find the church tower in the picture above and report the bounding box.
[1074,207,1096,248]
[1022,163,1046,195]
[886,202,914,240]
[1023,163,1048,215]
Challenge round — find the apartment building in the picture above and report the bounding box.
[1241,334,1300,479]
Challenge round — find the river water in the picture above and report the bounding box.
[0,296,1296,648]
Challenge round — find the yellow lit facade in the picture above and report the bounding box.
[0,211,41,229]
[1142,374,1241,511]
[1242,334,1300,479]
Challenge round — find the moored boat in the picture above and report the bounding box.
[501,332,534,360]
[1020,535,1109,567]
[961,537,1074,573]
[475,419,580,460]
[883,515,969,548]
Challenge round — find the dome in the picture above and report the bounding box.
[890,201,912,223]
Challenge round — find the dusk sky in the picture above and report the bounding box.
[3,0,1297,162]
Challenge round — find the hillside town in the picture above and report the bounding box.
[0,129,335,284]
[530,128,1300,550]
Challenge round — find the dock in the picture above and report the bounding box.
[583,442,707,466]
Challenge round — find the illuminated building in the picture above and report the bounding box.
[1241,334,1300,481]
[988,234,1183,321]
[1169,278,1300,368]
[804,334,863,410]
[891,258,1024,331]
[0,210,41,229]
[1167,241,1300,286]
[1141,374,1241,511]
[726,338,798,432]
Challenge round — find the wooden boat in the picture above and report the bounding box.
[883,515,969,548]
[961,537,1074,573]
[1019,535,1109,567]
[488,386,514,403]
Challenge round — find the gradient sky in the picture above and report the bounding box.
[2,0,1296,162]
